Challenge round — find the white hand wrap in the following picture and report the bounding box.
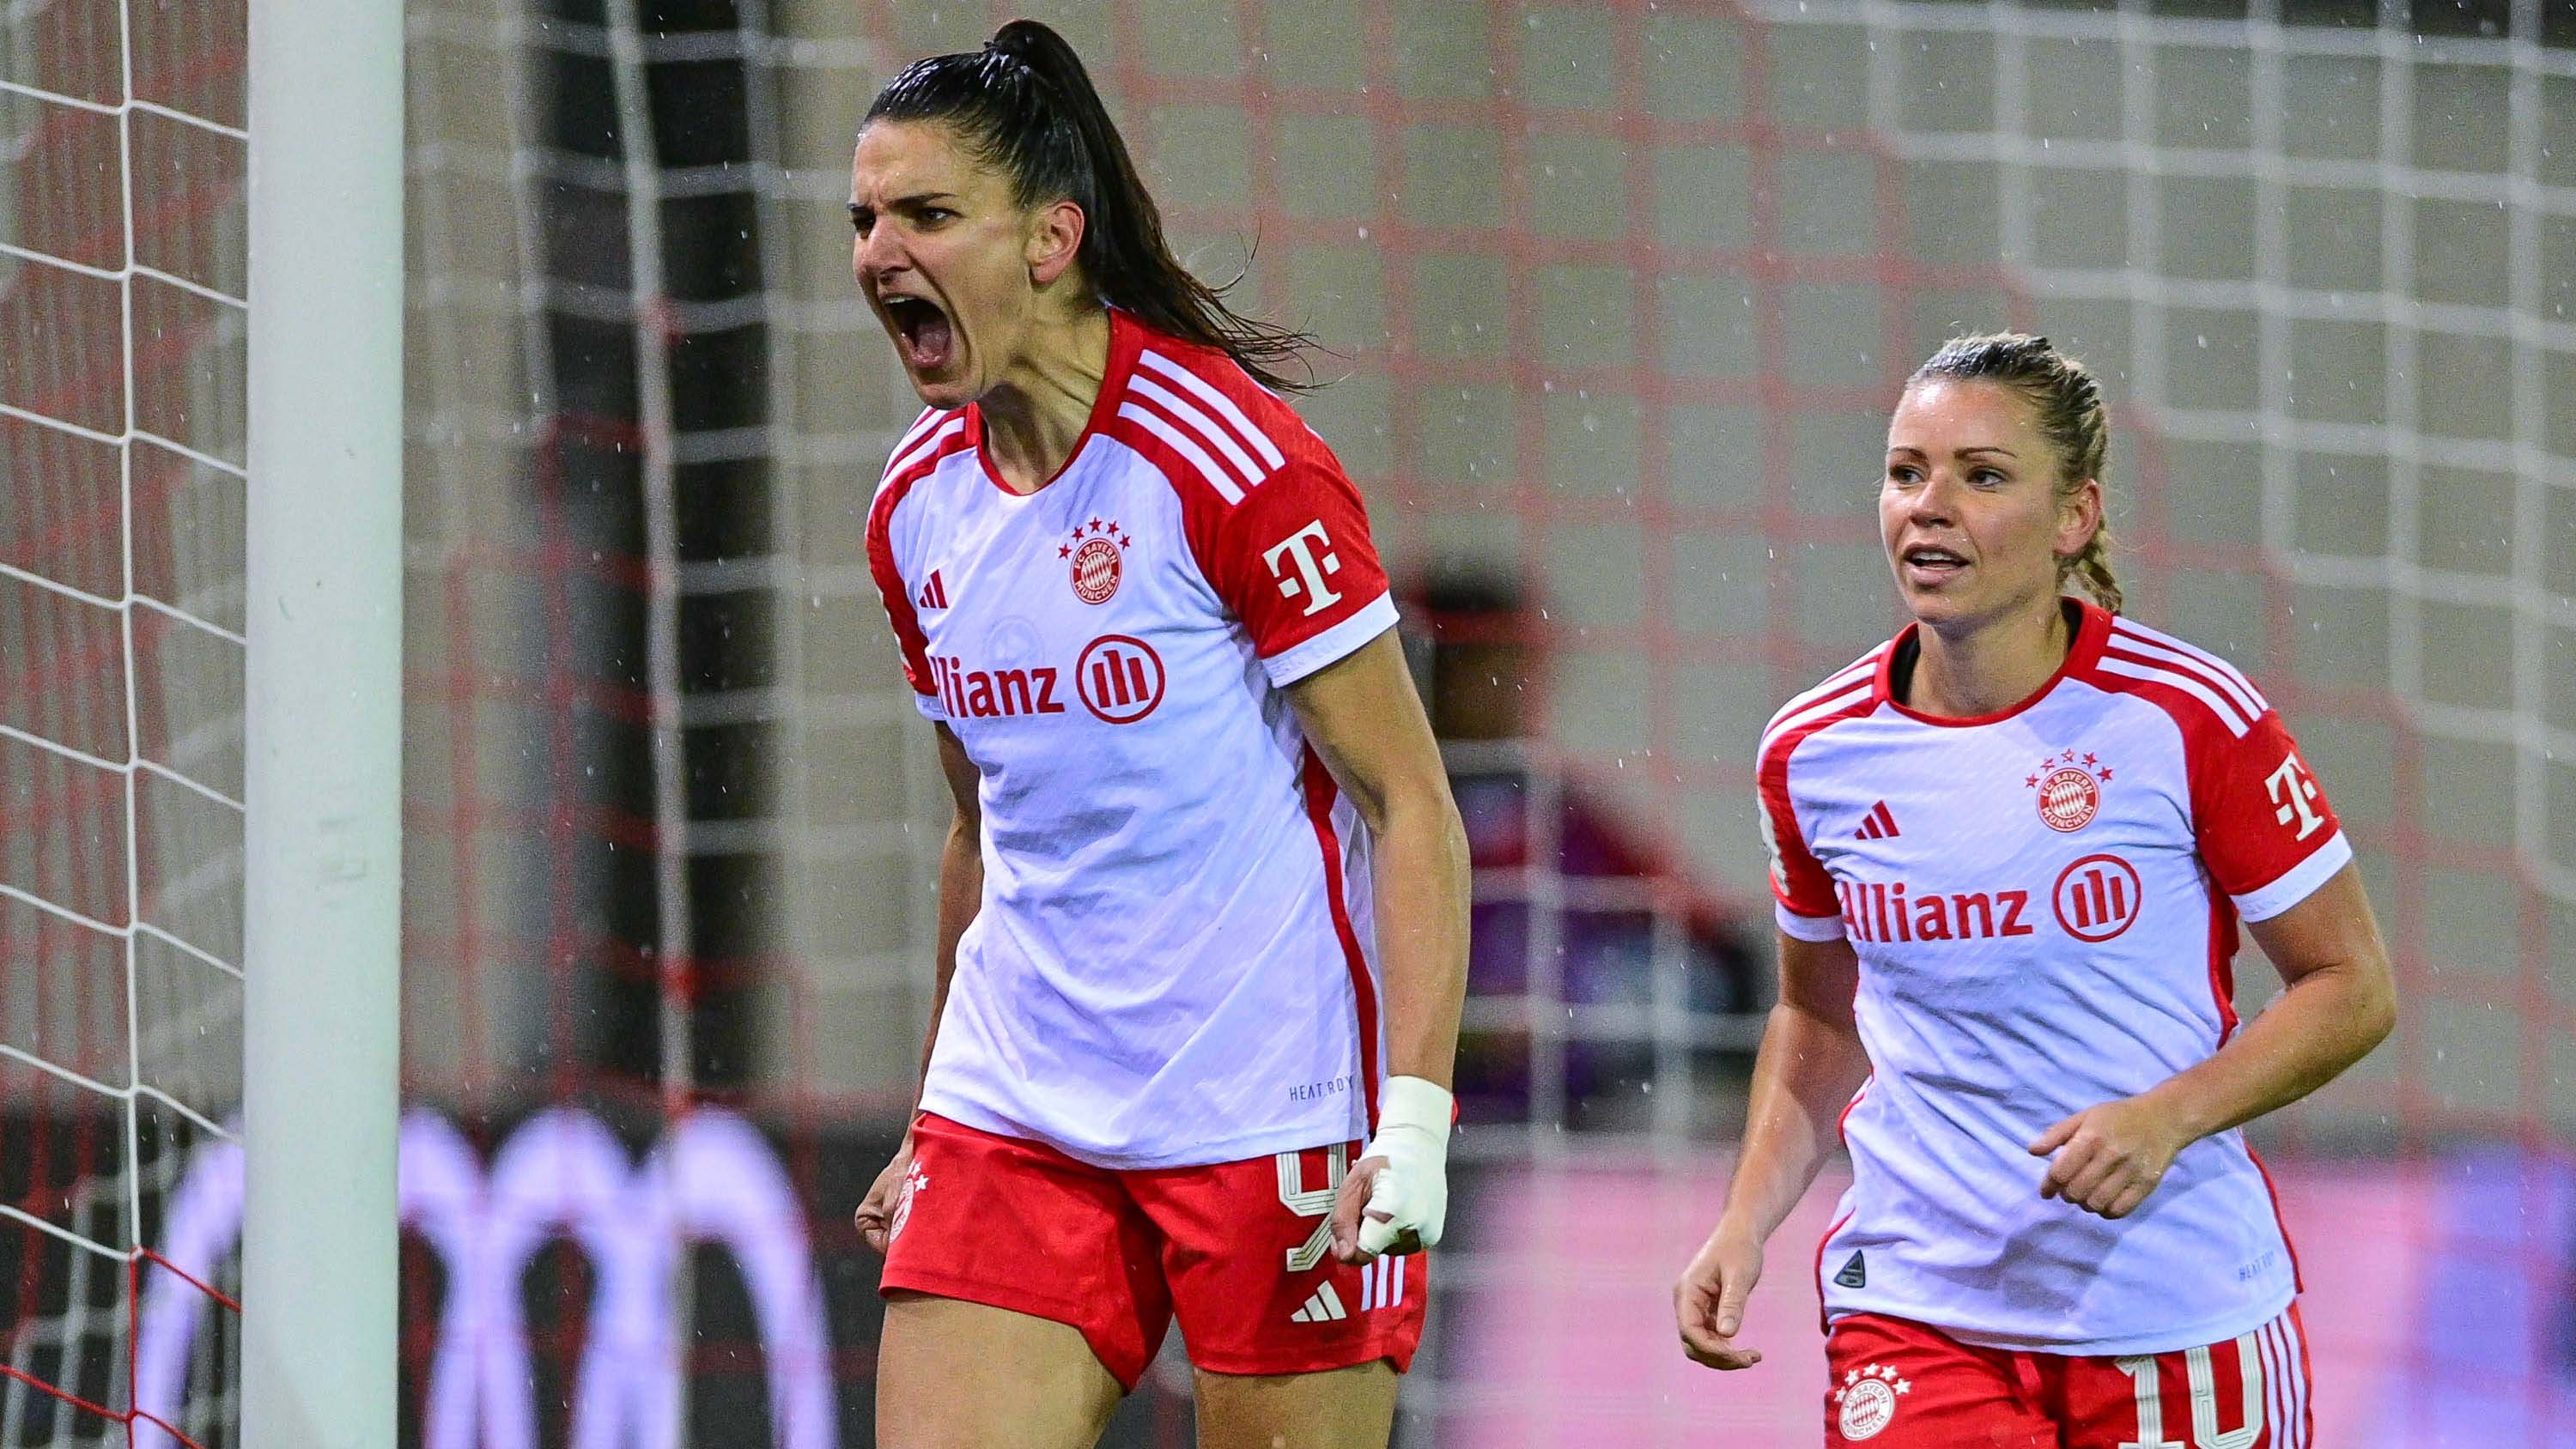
[1356,1076,1453,1255]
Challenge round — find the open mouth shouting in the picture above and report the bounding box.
[881,293,956,373]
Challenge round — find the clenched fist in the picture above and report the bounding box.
[853,1137,916,1254]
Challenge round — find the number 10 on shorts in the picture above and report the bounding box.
[2116,1334,2263,1449]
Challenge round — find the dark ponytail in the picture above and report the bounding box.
[865,21,1317,393]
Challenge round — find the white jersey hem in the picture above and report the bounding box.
[917,1088,1367,1172]
[2230,828,2351,922]
[1775,900,1847,941]
[1261,592,1398,687]
[1826,1281,2298,1358]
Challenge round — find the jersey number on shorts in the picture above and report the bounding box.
[1275,1143,1349,1272]
[2115,1334,2262,1449]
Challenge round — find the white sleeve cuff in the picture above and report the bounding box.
[1776,900,1848,942]
[2229,829,2353,922]
[909,685,945,721]
[1262,591,1399,687]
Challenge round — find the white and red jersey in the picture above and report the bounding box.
[1759,600,2350,1355]
[866,310,1397,1170]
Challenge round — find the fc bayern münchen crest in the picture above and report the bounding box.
[888,1161,927,1244]
[1062,516,1128,604]
[2026,748,2113,833]
[1833,1363,1908,1440]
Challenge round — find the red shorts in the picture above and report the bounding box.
[1824,1304,2313,1447]
[878,1112,1429,1390]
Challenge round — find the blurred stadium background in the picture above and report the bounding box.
[5,0,2574,1443]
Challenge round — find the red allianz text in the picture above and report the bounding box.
[929,655,1066,718]
[1838,880,2035,943]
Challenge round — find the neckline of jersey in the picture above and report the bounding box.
[965,307,1143,499]
[1875,597,2113,728]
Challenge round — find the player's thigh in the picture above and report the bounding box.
[1192,1360,1397,1449]
[1824,1313,2052,1449]
[878,1113,1177,1412]
[2059,1305,2312,1449]
[877,1292,1121,1449]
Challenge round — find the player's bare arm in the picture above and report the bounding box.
[1286,629,1471,1265]
[1675,931,1870,1372]
[2032,863,2394,1220]
[857,723,984,1253]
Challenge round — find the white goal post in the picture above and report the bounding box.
[240,0,403,1441]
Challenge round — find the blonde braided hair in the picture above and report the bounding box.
[1907,333,2121,614]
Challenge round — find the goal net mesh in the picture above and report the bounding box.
[2,0,248,1443]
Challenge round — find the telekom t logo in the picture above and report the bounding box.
[2264,751,2326,840]
[1262,520,1344,617]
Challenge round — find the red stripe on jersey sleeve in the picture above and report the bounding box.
[1124,375,1266,497]
[884,410,967,488]
[1202,456,1391,669]
[1115,338,1393,676]
[1757,697,1870,924]
[1133,332,1298,464]
[866,418,967,701]
[2185,704,2344,910]
[2082,629,2344,913]
[887,404,949,464]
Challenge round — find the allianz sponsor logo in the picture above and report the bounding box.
[927,653,1066,718]
[1837,853,2145,946]
[136,1107,837,1449]
[1837,878,2036,943]
[927,634,1167,724]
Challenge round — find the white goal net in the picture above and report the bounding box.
[1,0,249,1443]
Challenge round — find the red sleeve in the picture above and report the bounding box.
[1188,455,1395,686]
[1757,736,1844,937]
[865,475,942,717]
[2188,706,2349,920]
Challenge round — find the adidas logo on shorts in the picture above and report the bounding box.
[1289,1282,1346,1323]
[1289,1255,1407,1322]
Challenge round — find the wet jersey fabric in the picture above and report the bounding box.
[1759,601,2348,1354]
[867,310,1397,1169]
